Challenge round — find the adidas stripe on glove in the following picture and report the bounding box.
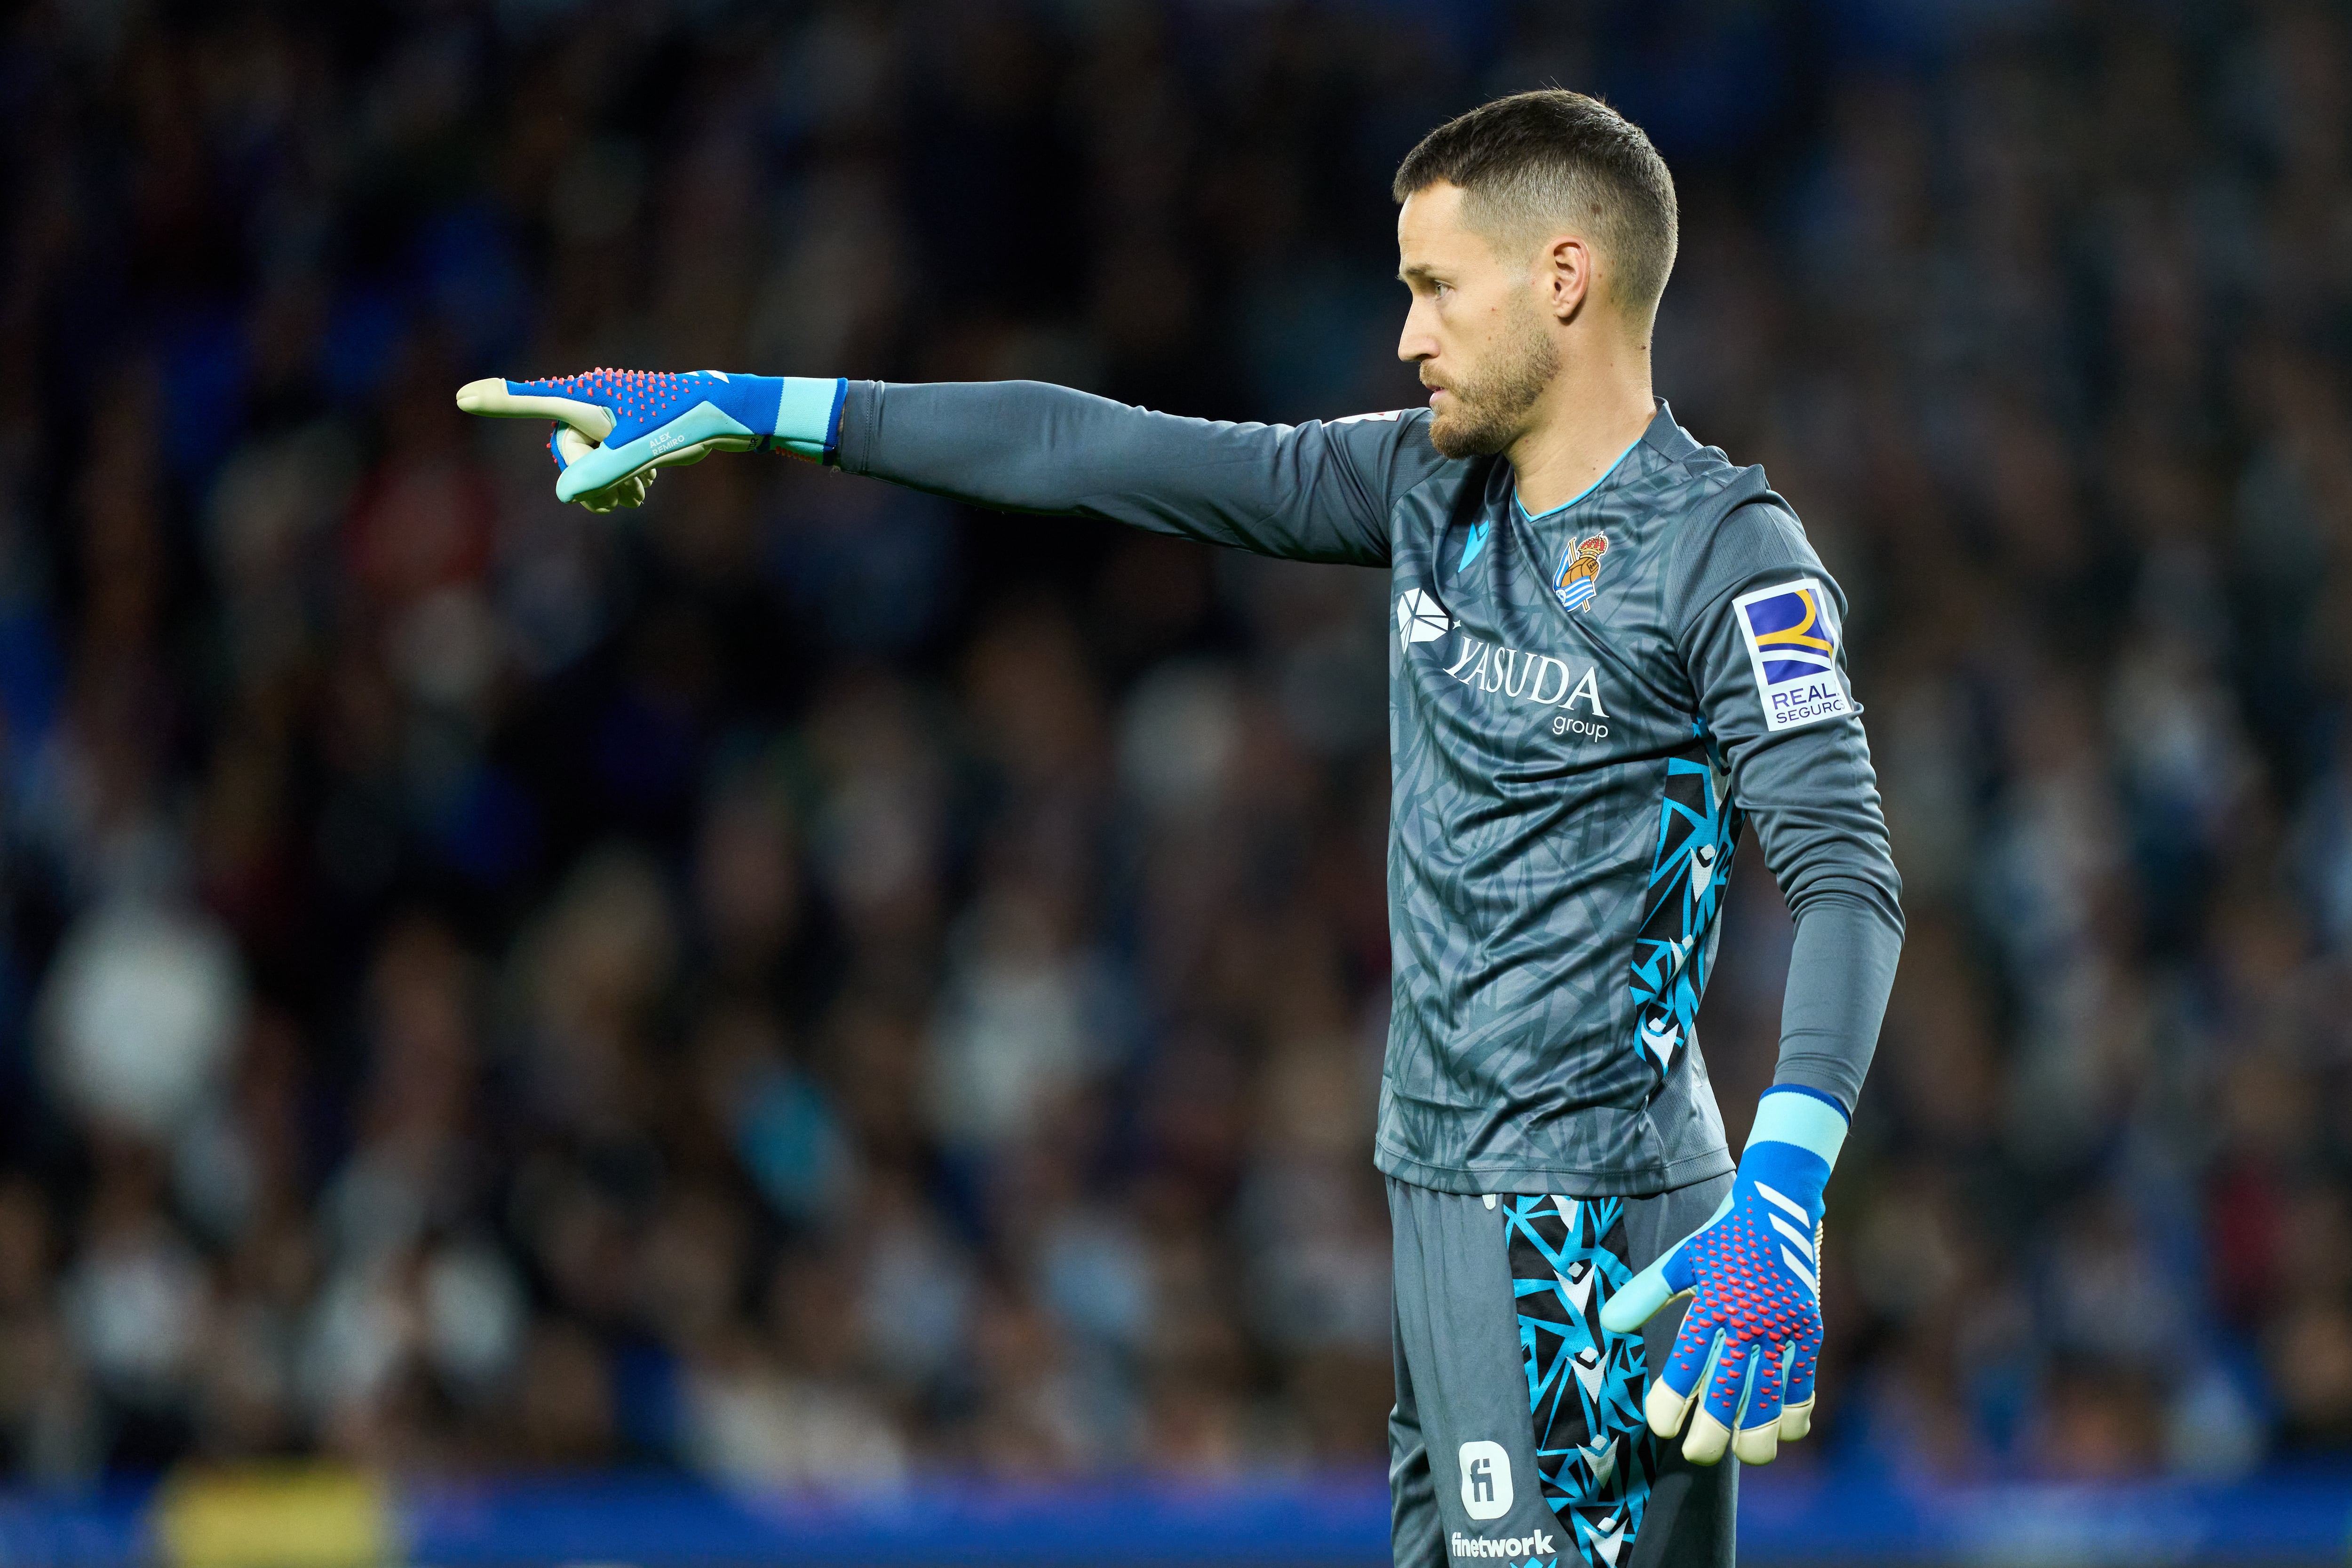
[455,370,846,511]
[1598,1084,1847,1466]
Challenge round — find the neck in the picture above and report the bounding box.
[1505,331,1657,515]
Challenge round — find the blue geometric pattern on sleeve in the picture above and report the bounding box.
[1504,1195,1655,1568]
[1624,741,1739,1091]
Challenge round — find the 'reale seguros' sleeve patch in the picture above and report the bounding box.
[1732,578,1853,732]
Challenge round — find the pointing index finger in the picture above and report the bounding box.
[454,378,618,443]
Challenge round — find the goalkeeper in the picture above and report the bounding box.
[461,90,1902,1568]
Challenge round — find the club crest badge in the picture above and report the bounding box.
[1553,534,1609,612]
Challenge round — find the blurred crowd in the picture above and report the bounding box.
[0,0,2347,1491]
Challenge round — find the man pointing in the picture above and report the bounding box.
[460,89,1903,1568]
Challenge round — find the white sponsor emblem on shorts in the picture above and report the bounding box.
[1457,1440,1513,1520]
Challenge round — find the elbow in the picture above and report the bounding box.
[1784,867,1905,939]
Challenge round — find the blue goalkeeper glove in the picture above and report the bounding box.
[1598,1084,1847,1466]
[454,370,846,510]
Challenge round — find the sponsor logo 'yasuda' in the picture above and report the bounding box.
[1443,640,1604,707]
[1733,578,1851,733]
[1441,636,1609,740]
[1394,591,1612,740]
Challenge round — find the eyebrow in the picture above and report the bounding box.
[1398,263,1440,284]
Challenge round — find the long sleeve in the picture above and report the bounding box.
[833,380,1449,567]
[1667,490,1904,1111]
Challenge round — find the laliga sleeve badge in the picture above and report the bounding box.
[1732,578,1852,732]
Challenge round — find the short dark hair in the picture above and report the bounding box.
[1393,90,1678,327]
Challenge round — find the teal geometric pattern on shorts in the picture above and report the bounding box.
[1505,1194,1655,1567]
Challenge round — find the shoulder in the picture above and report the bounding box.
[1646,443,1829,631]
[1326,407,1423,431]
[1609,414,1769,564]
[1685,485,1813,565]
[1643,424,1771,527]
[1317,409,1477,524]
[1321,404,1435,460]
[1320,406,1462,501]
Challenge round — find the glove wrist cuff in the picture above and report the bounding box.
[1748,1085,1849,1170]
[772,375,848,457]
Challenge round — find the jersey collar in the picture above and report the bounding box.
[1639,398,1700,461]
[1512,433,1642,523]
[1511,398,1683,522]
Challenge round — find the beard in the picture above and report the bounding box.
[1425,301,1560,459]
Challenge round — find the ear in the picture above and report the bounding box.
[1540,233,1593,323]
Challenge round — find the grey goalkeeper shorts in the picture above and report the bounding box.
[1387,1174,1738,1568]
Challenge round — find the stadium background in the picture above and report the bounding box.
[3,0,2351,1561]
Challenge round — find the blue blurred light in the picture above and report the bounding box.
[6,1469,2351,1568]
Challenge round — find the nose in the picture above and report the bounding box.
[1398,296,1438,364]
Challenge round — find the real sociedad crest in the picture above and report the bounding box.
[1553,534,1608,612]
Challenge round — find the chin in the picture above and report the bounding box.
[1428,411,1502,461]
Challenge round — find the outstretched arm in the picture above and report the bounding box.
[835,380,1418,565]
[457,370,1438,568]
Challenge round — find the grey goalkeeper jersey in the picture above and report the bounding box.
[836,382,1903,1197]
